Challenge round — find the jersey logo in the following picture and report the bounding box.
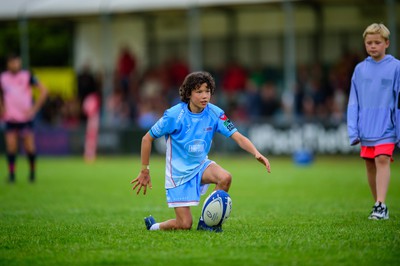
[176,109,185,123]
[184,139,207,157]
[185,124,191,133]
[219,114,235,131]
[152,117,164,136]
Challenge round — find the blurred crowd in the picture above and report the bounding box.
[40,47,361,130]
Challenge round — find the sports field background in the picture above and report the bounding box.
[1,155,399,265]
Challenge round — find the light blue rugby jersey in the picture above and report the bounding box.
[149,102,237,189]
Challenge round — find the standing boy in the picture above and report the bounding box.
[0,54,48,183]
[131,71,270,231]
[347,23,400,220]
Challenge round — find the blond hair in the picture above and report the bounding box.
[363,23,390,40]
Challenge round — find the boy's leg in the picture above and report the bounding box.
[22,131,36,182]
[364,158,377,201]
[196,163,232,232]
[368,155,390,220]
[161,207,193,230]
[201,163,232,192]
[374,155,391,203]
[5,131,18,183]
[362,145,392,220]
[147,207,193,230]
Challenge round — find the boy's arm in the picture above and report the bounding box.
[231,131,271,173]
[29,81,48,119]
[140,132,153,167]
[394,71,400,148]
[131,132,154,195]
[396,66,400,146]
[347,74,360,145]
[0,82,4,118]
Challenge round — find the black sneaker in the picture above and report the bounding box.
[144,215,156,230]
[369,202,389,220]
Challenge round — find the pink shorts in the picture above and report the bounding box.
[360,143,395,160]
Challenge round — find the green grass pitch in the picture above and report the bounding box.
[1,155,399,265]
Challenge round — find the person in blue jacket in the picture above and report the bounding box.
[347,23,400,220]
[131,71,271,231]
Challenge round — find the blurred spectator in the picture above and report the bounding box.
[327,69,347,123]
[220,61,248,116]
[157,62,172,96]
[137,101,160,130]
[37,51,362,128]
[0,53,48,183]
[77,64,98,104]
[61,98,81,128]
[302,95,315,120]
[242,78,261,120]
[77,63,101,121]
[228,101,248,124]
[168,56,189,88]
[293,64,308,118]
[41,95,64,125]
[221,60,247,95]
[327,51,360,123]
[248,65,265,88]
[104,88,131,128]
[116,46,136,97]
[166,56,190,105]
[139,67,163,101]
[309,78,327,120]
[82,93,101,162]
[259,82,281,118]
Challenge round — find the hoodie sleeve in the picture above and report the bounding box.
[347,70,360,146]
[395,65,400,146]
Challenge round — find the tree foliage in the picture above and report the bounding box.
[0,19,73,69]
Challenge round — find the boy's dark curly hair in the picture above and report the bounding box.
[179,71,216,103]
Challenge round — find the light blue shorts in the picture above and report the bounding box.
[166,160,214,208]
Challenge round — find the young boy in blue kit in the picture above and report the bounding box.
[347,23,400,220]
[131,71,271,231]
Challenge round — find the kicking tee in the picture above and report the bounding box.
[149,102,237,188]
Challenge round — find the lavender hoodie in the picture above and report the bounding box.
[347,54,400,146]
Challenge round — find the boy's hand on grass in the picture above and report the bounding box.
[131,170,152,195]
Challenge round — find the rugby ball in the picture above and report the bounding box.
[201,190,232,227]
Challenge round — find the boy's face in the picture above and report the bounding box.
[364,33,389,61]
[188,82,211,113]
[7,57,22,73]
